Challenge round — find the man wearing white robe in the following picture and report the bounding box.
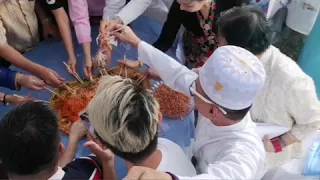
[113,26,267,180]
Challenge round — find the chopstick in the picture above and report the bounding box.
[13,94,50,103]
[63,62,85,84]
[64,83,78,97]
[137,73,147,84]
[44,87,63,98]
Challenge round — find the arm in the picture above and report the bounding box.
[0,44,45,76]
[51,8,77,62]
[58,138,79,167]
[59,121,88,167]
[68,0,92,60]
[102,0,126,21]
[152,1,182,52]
[0,18,45,77]
[138,41,198,96]
[283,77,320,145]
[116,0,153,25]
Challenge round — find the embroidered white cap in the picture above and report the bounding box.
[199,45,266,110]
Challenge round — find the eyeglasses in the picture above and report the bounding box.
[190,84,227,114]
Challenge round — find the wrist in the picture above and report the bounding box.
[271,137,283,153]
[69,136,81,144]
[15,73,23,90]
[132,39,141,49]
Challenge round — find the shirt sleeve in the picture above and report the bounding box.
[287,77,320,140]
[102,0,126,21]
[176,144,265,179]
[152,1,182,52]
[45,0,66,11]
[116,0,153,25]
[62,155,102,179]
[0,18,7,45]
[0,68,17,90]
[68,0,92,44]
[138,41,198,96]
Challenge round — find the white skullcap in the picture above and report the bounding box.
[199,45,266,110]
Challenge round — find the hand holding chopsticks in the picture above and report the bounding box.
[63,62,85,84]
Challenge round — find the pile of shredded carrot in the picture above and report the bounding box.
[153,85,191,118]
[50,81,99,134]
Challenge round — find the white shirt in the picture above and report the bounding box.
[251,46,320,168]
[103,0,170,25]
[157,138,196,176]
[286,0,320,35]
[137,41,266,179]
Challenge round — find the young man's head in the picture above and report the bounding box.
[0,102,63,179]
[217,6,273,55]
[193,46,266,124]
[87,76,161,164]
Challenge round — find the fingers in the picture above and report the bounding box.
[84,141,103,155]
[263,135,269,142]
[84,66,92,79]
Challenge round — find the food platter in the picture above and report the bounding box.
[50,66,151,134]
[152,81,193,119]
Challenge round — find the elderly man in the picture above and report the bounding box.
[114,25,267,179]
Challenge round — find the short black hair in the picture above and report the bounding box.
[221,105,252,121]
[0,102,60,175]
[217,6,273,54]
[102,133,158,164]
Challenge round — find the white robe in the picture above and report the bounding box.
[137,41,267,179]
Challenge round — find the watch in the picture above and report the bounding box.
[1,94,9,106]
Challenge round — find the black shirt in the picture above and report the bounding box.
[153,0,247,52]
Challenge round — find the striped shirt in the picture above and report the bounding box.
[0,0,39,52]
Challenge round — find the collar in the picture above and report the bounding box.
[49,167,65,180]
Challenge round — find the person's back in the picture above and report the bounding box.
[194,113,265,178]
[156,138,196,176]
[87,75,196,176]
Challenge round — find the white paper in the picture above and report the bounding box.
[256,123,290,139]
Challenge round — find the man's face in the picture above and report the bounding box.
[194,79,218,120]
[177,0,207,12]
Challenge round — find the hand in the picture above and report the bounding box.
[125,166,172,180]
[16,73,45,91]
[40,68,65,88]
[118,59,140,68]
[263,136,275,153]
[69,120,88,142]
[42,20,59,39]
[5,94,34,105]
[146,68,161,81]
[84,58,93,79]
[100,18,123,33]
[67,57,77,75]
[84,141,115,165]
[112,25,141,48]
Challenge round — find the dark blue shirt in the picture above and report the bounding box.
[0,68,17,90]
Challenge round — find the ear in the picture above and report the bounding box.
[210,105,218,119]
[158,112,163,125]
[58,142,65,157]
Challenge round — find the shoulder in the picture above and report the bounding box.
[267,46,313,85]
[62,155,102,180]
